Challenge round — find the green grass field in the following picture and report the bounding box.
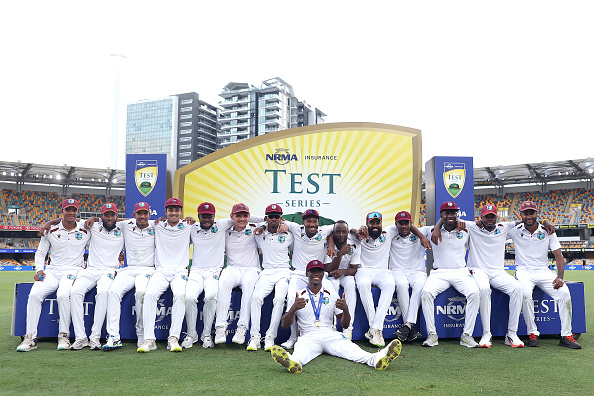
[1,271,593,396]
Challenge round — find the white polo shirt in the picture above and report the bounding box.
[509,223,561,271]
[285,221,334,274]
[225,220,263,269]
[324,235,361,270]
[86,221,125,269]
[421,225,469,269]
[287,286,341,334]
[154,219,192,271]
[255,230,293,269]
[388,225,430,272]
[190,218,234,271]
[466,222,515,270]
[35,220,90,272]
[354,227,397,269]
[119,219,156,267]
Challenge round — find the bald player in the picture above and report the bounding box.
[17,199,90,352]
[270,260,402,374]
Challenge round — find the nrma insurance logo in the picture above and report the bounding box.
[384,298,402,322]
[266,148,298,166]
[155,298,172,323]
[436,296,466,321]
[444,162,465,198]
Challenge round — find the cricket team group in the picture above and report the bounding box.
[15,195,582,373]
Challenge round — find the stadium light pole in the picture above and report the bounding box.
[110,54,127,170]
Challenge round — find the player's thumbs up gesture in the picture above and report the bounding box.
[292,292,307,311]
[336,291,348,312]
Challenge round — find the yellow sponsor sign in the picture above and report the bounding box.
[174,123,422,227]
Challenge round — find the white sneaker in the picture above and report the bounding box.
[479,332,492,348]
[374,339,402,371]
[280,338,295,349]
[364,330,372,340]
[264,335,276,351]
[505,332,525,348]
[167,336,182,352]
[214,327,227,344]
[17,334,37,352]
[102,335,122,351]
[70,337,89,350]
[342,327,353,339]
[232,325,248,344]
[246,335,260,351]
[202,335,214,349]
[57,332,70,350]
[423,332,439,347]
[89,338,101,350]
[137,338,145,348]
[369,328,385,348]
[181,334,199,348]
[460,333,478,348]
[137,339,157,353]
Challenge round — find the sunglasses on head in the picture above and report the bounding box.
[367,212,382,220]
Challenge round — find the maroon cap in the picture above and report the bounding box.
[134,202,150,213]
[366,211,382,222]
[265,204,283,215]
[62,198,80,210]
[101,203,118,214]
[306,260,325,272]
[198,202,216,215]
[520,201,538,212]
[165,197,183,208]
[395,211,412,222]
[439,201,459,212]
[481,204,498,216]
[231,203,250,214]
[302,209,319,220]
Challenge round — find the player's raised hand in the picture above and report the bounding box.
[336,292,348,312]
[292,292,307,311]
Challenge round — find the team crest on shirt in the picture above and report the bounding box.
[279,236,286,243]
[494,229,501,235]
[348,247,354,255]
[107,273,115,280]
[379,235,386,243]
[456,232,464,239]
[75,232,83,240]
[537,232,545,240]
[211,226,218,233]
[322,296,329,304]
[145,274,152,279]
[315,234,322,241]
[409,235,417,242]
[67,274,76,280]
[114,230,121,237]
[178,223,185,230]
[148,228,155,236]
[213,275,219,280]
[245,229,252,236]
[181,275,188,281]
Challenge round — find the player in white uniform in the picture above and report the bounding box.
[214,203,264,345]
[102,202,156,351]
[389,211,431,343]
[269,260,402,373]
[282,209,335,349]
[138,198,191,353]
[183,202,234,349]
[421,201,480,348]
[324,220,360,339]
[18,199,90,352]
[69,203,124,350]
[247,204,293,352]
[351,211,397,348]
[509,201,581,349]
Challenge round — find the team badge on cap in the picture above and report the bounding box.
[101,203,118,214]
[62,198,80,210]
[134,202,150,213]
[439,201,460,212]
[198,202,216,215]
[302,209,320,220]
[265,204,283,215]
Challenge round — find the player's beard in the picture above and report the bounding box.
[369,228,382,239]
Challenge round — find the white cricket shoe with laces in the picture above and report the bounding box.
[479,332,492,348]
[137,339,157,352]
[246,335,260,351]
[181,333,199,348]
[17,334,37,352]
[423,332,439,347]
[70,338,90,350]
[214,327,227,344]
[505,331,525,348]
[167,336,182,352]
[202,335,214,348]
[57,332,71,350]
[232,325,248,344]
[264,335,276,351]
[460,333,478,348]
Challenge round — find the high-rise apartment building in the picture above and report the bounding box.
[125,93,218,169]
[218,77,325,149]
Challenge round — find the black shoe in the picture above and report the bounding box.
[526,333,539,347]
[407,327,422,342]
[394,326,410,342]
[559,335,582,349]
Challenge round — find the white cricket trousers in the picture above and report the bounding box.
[143,270,187,341]
[328,275,357,327]
[515,268,573,337]
[355,268,396,330]
[422,268,480,336]
[472,268,521,333]
[71,268,116,341]
[26,267,79,339]
[290,329,377,367]
[186,267,220,339]
[106,266,155,340]
[392,270,427,325]
[250,268,291,339]
[215,266,260,330]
